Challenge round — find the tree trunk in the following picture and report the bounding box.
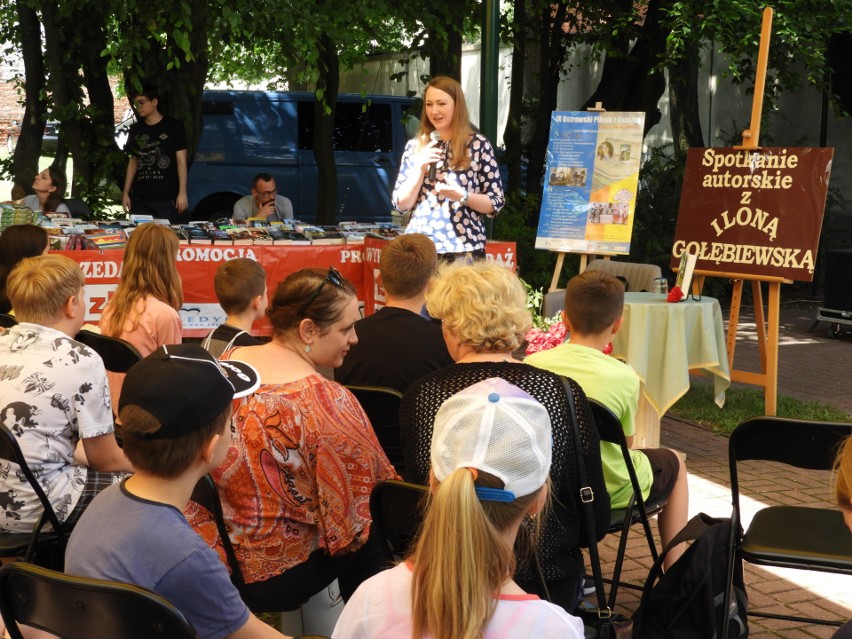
[314,33,340,225]
[428,25,463,80]
[11,1,46,194]
[525,1,568,196]
[41,3,85,181]
[581,0,667,135]
[503,0,528,195]
[668,40,704,163]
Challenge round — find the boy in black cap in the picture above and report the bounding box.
[65,344,290,639]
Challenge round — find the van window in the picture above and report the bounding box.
[298,101,393,153]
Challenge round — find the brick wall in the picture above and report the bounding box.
[1,56,130,145]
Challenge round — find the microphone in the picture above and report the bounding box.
[427,131,441,181]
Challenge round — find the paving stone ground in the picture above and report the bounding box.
[588,301,852,637]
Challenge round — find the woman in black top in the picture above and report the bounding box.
[399,260,610,612]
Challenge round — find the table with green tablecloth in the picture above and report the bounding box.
[611,292,731,447]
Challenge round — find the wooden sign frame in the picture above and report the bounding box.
[691,7,783,414]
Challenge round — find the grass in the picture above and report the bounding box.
[669,380,851,435]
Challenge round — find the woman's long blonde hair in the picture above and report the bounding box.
[409,469,543,639]
[103,223,182,337]
[416,76,474,172]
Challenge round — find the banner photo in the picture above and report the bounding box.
[670,147,833,281]
[62,240,516,337]
[535,111,645,255]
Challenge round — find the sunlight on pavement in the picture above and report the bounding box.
[688,472,852,614]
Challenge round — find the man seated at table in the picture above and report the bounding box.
[0,255,132,535]
[232,173,294,222]
[525,269,689,568]
[334,233,452,394]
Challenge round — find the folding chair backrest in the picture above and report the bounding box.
[369,479,428,560]
[74,329,143,373]
[0,562,199,639]
[730,417,852,470]
[344,385,405,471]
[189,475,244,588]
[588,399,649,498]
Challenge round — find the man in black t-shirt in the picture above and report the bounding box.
[122,87,188,223]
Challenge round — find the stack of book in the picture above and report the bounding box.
[0,204,36,230]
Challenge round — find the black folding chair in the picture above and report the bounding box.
[369,479,428,562]
[588,399,667,608]
[74,329,142,373]
[722,417,852,635]
[0,561,198,639]
[344,385,405,474]
[0,425,67,569]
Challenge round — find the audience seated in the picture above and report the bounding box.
[0,255,131,534]
[190,267,397,611]
[0,224,49,315]
[99,223,183,414]
[201,258,267,357]
[398,260,609,611]
[65,344,291,639]
[525,269,689,568]
[334,233,452,393]
[334,378,585,638]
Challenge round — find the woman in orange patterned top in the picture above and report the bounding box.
[209,266,397,610]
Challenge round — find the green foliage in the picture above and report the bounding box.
[630,144,683,268]
[492,191,562,292]
[670,380,851,436]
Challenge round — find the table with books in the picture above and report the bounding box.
[59,236,517,338]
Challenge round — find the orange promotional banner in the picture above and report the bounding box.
[62,241,515,337]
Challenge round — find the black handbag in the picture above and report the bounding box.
[559,377,633,639]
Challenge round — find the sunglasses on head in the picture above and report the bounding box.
[297,266,344,316]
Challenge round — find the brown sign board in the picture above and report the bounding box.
[670,147,833,281]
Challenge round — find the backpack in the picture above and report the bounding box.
[632,513,748,638]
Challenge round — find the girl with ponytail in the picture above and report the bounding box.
[333,378,585,639]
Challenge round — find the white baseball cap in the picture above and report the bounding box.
[431,378,552,501]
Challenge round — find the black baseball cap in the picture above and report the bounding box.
[119,343,260,440]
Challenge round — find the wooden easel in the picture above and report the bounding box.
[692,7,782,415]
[548,252,611,292]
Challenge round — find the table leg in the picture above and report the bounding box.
[634,391,661,448]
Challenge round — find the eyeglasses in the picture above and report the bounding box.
[133,98,151,108]
[255,188,277,198]
[297,266,344,316]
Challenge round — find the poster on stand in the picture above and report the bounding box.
[535,111,645,255]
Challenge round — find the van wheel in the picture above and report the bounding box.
[192,193,240,221]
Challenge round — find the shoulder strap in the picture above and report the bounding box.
[559,376,610,614]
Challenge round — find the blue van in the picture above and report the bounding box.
[186,90,416,222]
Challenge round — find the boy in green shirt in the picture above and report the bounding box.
[526,269,689,568]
